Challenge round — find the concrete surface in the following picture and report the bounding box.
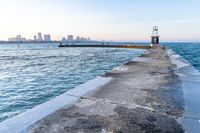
[0,77,112,133]
[27,47,185,133]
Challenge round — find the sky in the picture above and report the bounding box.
[0,0,200,42]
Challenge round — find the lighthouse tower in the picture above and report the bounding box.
[151,26,160,47]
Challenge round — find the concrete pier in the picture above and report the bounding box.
[27,47,186,133]
[58,44,151,49]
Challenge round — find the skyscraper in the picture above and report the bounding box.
[34,35,37,41]
[62,37,66,42]
[76,36,80,41]
[43,34,51,41]
[38,32,42,41]
[8,35,26,42]
[67,35,73,42]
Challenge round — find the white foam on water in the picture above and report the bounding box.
[0,76,112,133]
[0,72,12,79]
[113,66,128,71]
[168,49,200,133]
[167,49,189,69]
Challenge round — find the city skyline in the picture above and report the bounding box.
[0,0,200,42]
[7,32,92,42]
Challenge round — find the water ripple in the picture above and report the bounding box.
[0,43,144,122]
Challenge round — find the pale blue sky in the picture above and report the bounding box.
[0,0,200,41]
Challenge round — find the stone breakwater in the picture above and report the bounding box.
[27,47,185,133]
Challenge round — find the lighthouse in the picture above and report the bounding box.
[151,26,160,47]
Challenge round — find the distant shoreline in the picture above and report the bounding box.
[0,41,199,44]
[0,41,59,44]
[0,40,105,44]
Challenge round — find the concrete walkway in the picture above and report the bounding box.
[28,48,185,133]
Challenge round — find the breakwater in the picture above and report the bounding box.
[27,47,185,133]
[58,44,151,49]
[29,49,184,132]
[0,46,199,133]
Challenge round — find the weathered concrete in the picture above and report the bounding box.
[27,48,185,133]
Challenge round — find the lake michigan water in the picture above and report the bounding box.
[0,43,144,122]
[163,43,200,71]
[0,42,199,123]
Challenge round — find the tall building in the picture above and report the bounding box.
[8,35,26,42]
[34,35,37,41]
[80,37,87,41]
[76,36,80,41]
[43,34,51,41]
[67,35,73,42]
[16,35,21,41]
[38,32,42,41]
[62,37,66,42]
[8,38,16,42]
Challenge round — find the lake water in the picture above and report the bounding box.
[163,43,200,71]
[0,43,144,122]
[0,42,199,123]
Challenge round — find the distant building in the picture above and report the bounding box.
[16,35,21,41]
[34,35,37,41]
[8,35,26,42]
[67,35,73,42]
[62,37,66,42]
[75,36,91,42]
[43,34,51,41]
[80,37,87,42]
[38,32,42,41]
[76,36,80,41]
[27,39,32,42]
[8,38,16,42]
